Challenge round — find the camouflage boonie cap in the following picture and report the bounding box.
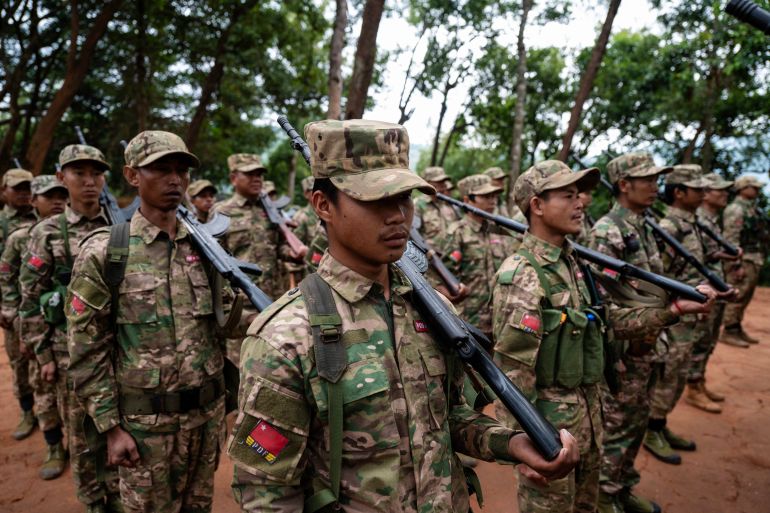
[607,152,672,184]
[665,164,709,187]
[59,144,110,170]
[227,153,266,173]
[263,180,276,195]
[304,119,434,201]
[187,179,217,197]
[514,160,600,214]
[734,175,764,191]
[2,168,33,187]
[703,173,733,190]
[32,175,67,196]
[483,167,508,180]
[301,176,315,192]
[423,166,450,182]
[458,174,502,197]
[124,131,199,168]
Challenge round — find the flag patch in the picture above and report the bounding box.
[311,252,322,265]
[602,268,619,279]
[519,313,540,334]
[245,420,289,464]
[449,250,462,263]
[27,255,44,269]
[0,263,10,274]
[414,319,429,332]
[70,296,86,315]
[185,253,201,263]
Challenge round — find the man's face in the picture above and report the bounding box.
[429,180,449,196]
[621,175,659,208]
[32,189,68,218]
[703,188,728,209]
[467,191,499,214]
[58,162,106,203]
[3,182,32,209]
[578,190,593,209]
[191,189,216,214]
[319,189,414,266]
[676,186,704,211]
[231,169,264,198]
[125,155,190,212]
[535,184,583,235]
[491,177,506,189]
[740,185,759,200]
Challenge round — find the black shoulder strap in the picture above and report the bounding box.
[58,213,73,268]
[105,222,130,326]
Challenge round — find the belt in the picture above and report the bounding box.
[120,374,224,415]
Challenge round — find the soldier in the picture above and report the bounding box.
[438,174,516,337]
[721,175,767,346]
[1,175,68,475]
[187,179,217,222]
[576,189,595,245]
[483,166,511,218]
[67,131,226,513]
[413,166,460,248]
[228,118,579,513]
[0,167,37,439]
[19,145,120,511]
[493,160,603,513]
[292,176,319,246]
[263,180,278,201]
[590,153,715,513]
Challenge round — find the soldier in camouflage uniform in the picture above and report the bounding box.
[292,176,319,246]
[67,131,227,513]
[413,166,460,248]
[0,168,37,439]
[19,145,121,511]
[644,165,724,463]
[438,174,516,337]
[483,166,511,218]
[187,179,217,223]
[576,189,595,246]
[1,176,68,477]
[228,119,579,513]
[493,160,603,513]
[590,153,715,513]
[721,175,767,346]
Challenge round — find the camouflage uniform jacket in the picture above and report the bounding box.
[0,222,36,326]
[292,203,320,247]
[696,206,726,279]
[211,192,292,298]
[0,204,37,254]
[66,210,224,434]
[20,206,109,365]
[439,215,515,333]
[413,195,459,249]
[229,252,517,513]
[658,206,705,286]
[723,196,766,266]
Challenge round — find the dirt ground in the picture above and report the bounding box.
[2,290,769,513]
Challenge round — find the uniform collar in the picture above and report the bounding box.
[610,202,645,226]
[316,251,413,303]
[232,191,260,207]
[520,231,569,264]
[696,206,718,223]
[131,208,189,244]
[2,204,35,220]
[65,205,109,225]
[466,215,486,233]
[666,205,696,223]
[736,196,755,207]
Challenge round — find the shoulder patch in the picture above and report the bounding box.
[247,288,303,336]
[497,253,528,284]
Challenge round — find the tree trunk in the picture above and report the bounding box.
[430,80,454,166]
[438,116,468,167]
[344,0,385,119]
[557,0,621,162]
[134,0,149,132]
[24,0,124,175]
[509,0,533,188]
[327,0,347,120]
[681,124,703,163]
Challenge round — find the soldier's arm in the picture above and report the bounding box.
[65,234,120,433]
[656,218,679,272]
[608,303,678,342]
[722,204,742,248]
[0,235,21,325]
[18,227,55,364]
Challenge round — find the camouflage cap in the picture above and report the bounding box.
[483,166,508,180]
[703,173,733,190]
[263,180,276,195]
[32,175,67,196]
[303,119,434,201]
[301,176,315,193]
[734,175,764,191]
[124,131,199,169]
[607,152,672,184]
[227,153,266,173]
[2,168,33,188]
[514,160,600,214]
[423,166,450,182]
[665,164,709,188]
[187,179,217,197]
[59,144,110,170]
[458,174,502,197]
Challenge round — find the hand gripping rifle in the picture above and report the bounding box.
[277,115,563,461]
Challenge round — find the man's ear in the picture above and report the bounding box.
[123,165,140,188]
[229,172,238,186]
[312,190,332,224]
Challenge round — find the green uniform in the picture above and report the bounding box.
[414,195,460,249]
[67,210,226,513]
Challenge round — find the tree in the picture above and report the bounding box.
[345,0,386,119]
[327,0,347,120]
[509,0,533,188]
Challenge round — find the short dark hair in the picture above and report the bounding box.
[663,183,686,205]
[312,177,338,228]
[612,182,621,197]
[523,191,553,222]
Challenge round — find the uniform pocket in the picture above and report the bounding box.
[187,266,213,317]
[118,367,161,426]
[116,273,158,324]
[419,346,448,431]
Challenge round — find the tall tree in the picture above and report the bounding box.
[327,0,347,120]
[345,0,385,119]
[509,0,533,185]
[557,0,621,161]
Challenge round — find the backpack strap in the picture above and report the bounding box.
[105,222,130,327]
[299,273,346,512]
[58,213,73,268]
[518,248,553,306]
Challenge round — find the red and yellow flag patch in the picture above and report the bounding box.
[27,255,44,270]
[245,420,289,464]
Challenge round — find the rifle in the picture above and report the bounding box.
[260,191,307,256]
[277,115,564,461]
[410,216,462,296]
[12,158,22,168]
[436,193,708,303]
[726,0,770,35]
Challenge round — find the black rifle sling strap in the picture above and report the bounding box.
[105,222,130,327]
[299,273,346,513]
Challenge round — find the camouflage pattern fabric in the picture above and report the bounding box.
[438,215,516,334]
[0,204,37,259]
[458,174,501,197]
[1,168,33,188]
[228,153,266,172]
[512,160,599,214]
[657,206,706,287]
[304,226,329,272]
[66,210,226,512]
[229,252,518,513]
[124,131,199,169]
[58,144,110,169]
[492,233,602,513]
[413,194,460,249]
[606,153,672,184]
[291,203,320,247]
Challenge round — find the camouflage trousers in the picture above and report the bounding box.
[723,260,760,327]
[688,303,725,382]
[650,317,709,419]
[54,350,119,505]
[4,326,33,400]
[517,387,603,513]
[599,352,657,495]
[32,351,61,431]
